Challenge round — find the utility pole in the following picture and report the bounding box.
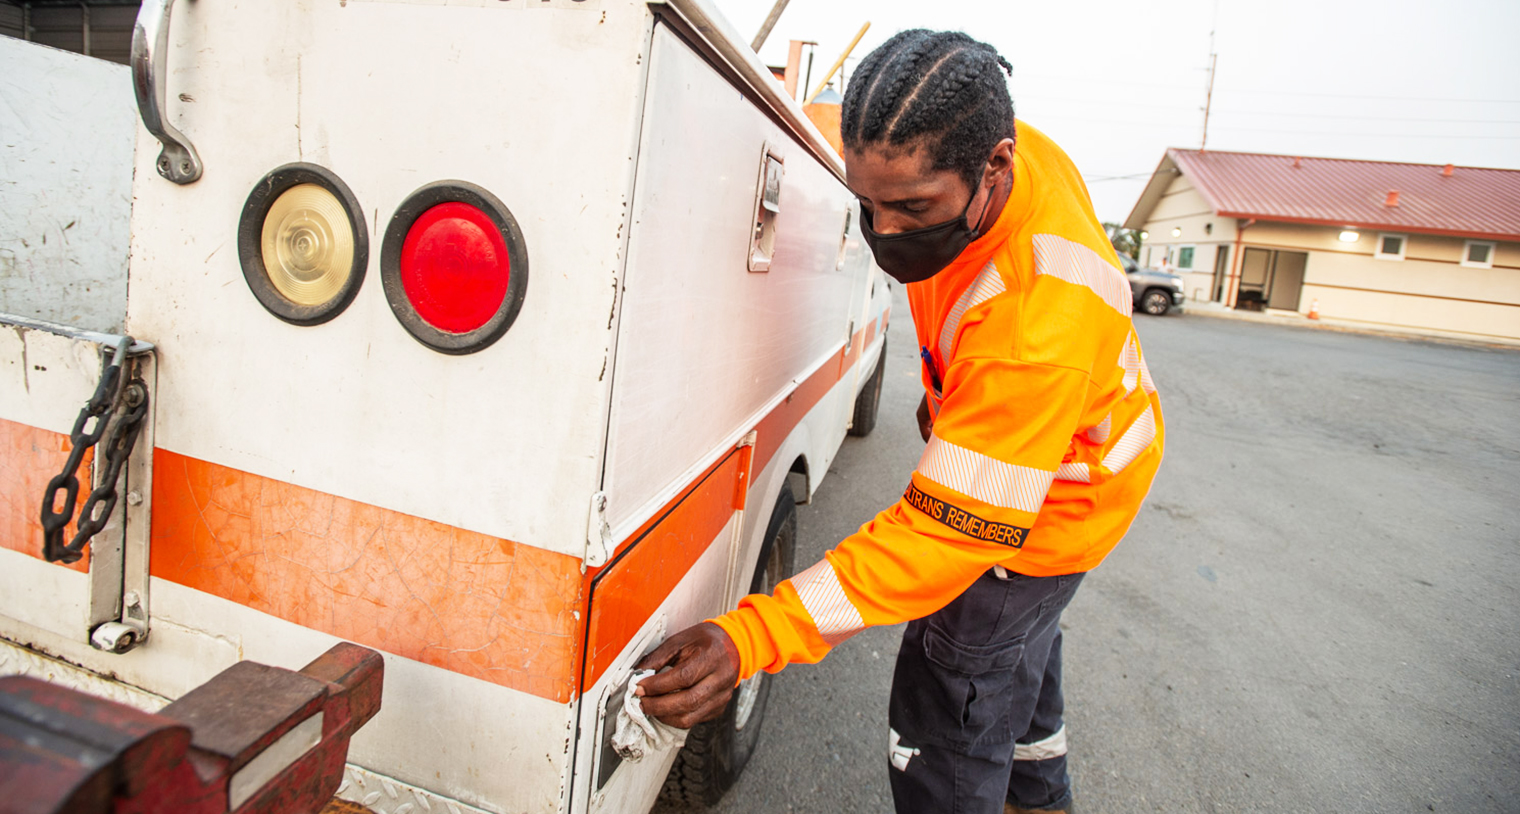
[751,0,792,52]
[1200,2,1218,150]
[803,43,816,102]
[1201,52,1217,150]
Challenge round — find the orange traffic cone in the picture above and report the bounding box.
[1308,298,1321,320]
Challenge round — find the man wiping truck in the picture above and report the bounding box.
[636,29,1164,814]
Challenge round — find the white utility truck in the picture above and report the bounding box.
[0,0,891,811]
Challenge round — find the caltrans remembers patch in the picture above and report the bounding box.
[903,483,1029,548]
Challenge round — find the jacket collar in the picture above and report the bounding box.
[929,147,1033,284]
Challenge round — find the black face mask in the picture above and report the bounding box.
[859,177,997,284]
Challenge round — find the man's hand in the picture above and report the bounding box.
[917,393,934,442]
[635,622,741,729]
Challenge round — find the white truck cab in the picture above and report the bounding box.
[0,1,890,812]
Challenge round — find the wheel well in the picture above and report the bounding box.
[1143,286,1171,297]
[787,456,810,506]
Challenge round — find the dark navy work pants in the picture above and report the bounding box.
[888,569,1085,813]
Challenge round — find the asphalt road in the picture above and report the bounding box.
[659,284,1520,814]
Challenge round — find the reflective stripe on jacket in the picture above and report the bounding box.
[712,121,1165,681]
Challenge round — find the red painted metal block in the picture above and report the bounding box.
[0,643,383,814]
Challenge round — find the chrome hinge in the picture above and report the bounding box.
[584,491,614,570]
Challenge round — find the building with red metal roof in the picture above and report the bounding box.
[1124,148,1520,341]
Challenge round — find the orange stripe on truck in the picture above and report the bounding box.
[583,448,746,689]
[149,449,586,703]
[3,313,888,702]
[581,315,885,686]
[751,315,878,480]
[1,418,91,572]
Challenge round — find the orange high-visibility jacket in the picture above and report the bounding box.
[712,122,1165,681]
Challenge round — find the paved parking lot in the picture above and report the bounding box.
[664,287,1520,813]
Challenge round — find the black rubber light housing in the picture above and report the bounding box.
[238,163,369,326]
[380,181,529,355]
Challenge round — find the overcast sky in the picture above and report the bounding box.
[710,0,1520,224]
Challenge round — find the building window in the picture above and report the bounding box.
[1375,233,1407,261]
[1462,240,1496,269]
[1176,245,1196,269]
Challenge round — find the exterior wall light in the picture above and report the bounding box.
[1171,227,1182,237]
[1140,231,1149,240]
[1338,230,1360,243]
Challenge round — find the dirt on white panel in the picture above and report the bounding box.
[0,38,136,332]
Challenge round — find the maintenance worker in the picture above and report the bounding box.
[637,29,1164,814]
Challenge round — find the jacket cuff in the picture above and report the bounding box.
[707,612,757,684]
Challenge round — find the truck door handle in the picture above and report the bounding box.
[836,206,854,271]
[132,0,203,184]
[748,146,784,272]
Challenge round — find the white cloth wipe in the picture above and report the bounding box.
[611,669,689,762]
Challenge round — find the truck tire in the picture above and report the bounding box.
[847,337,887,438]
[660,483,798,808]
[1141,289,1172,316]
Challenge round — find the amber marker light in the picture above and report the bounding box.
[239,164,368,325]
[261,183,354,306]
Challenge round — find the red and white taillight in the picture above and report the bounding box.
[381,182,529,355]
[238,164,368,325]
[238,170,528,353]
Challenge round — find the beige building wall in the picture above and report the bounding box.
[1133,168,1520,340]
[1238,221,1520,340]
[1137,173,1237,302]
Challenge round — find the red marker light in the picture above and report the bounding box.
[381,181,529,355]
[399,202,511,334]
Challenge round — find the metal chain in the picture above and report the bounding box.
[39,340,149,565]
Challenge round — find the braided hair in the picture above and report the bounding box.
[841,30,1015,188]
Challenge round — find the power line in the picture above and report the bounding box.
[1211,110,1520,124]
[1084,173,1156,183]
[1219,88,1520,104]
[1018,95,1520,125]
[1011,73,1200,91]
[1022,113,1520,140]
[1012,75,1520,105]
[1014,95,1200,111]
[1209,125,1520,139]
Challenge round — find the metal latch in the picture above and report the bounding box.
[748,144,785,272]
[591,616,667,796]
[20,323,158,654]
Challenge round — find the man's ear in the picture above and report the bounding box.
[984,138,1016,187]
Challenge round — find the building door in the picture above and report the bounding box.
[1237,248,1271,310]
[1211,245,1230,302]
[1267,250,1307,311]
[1235,248,1308,312]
